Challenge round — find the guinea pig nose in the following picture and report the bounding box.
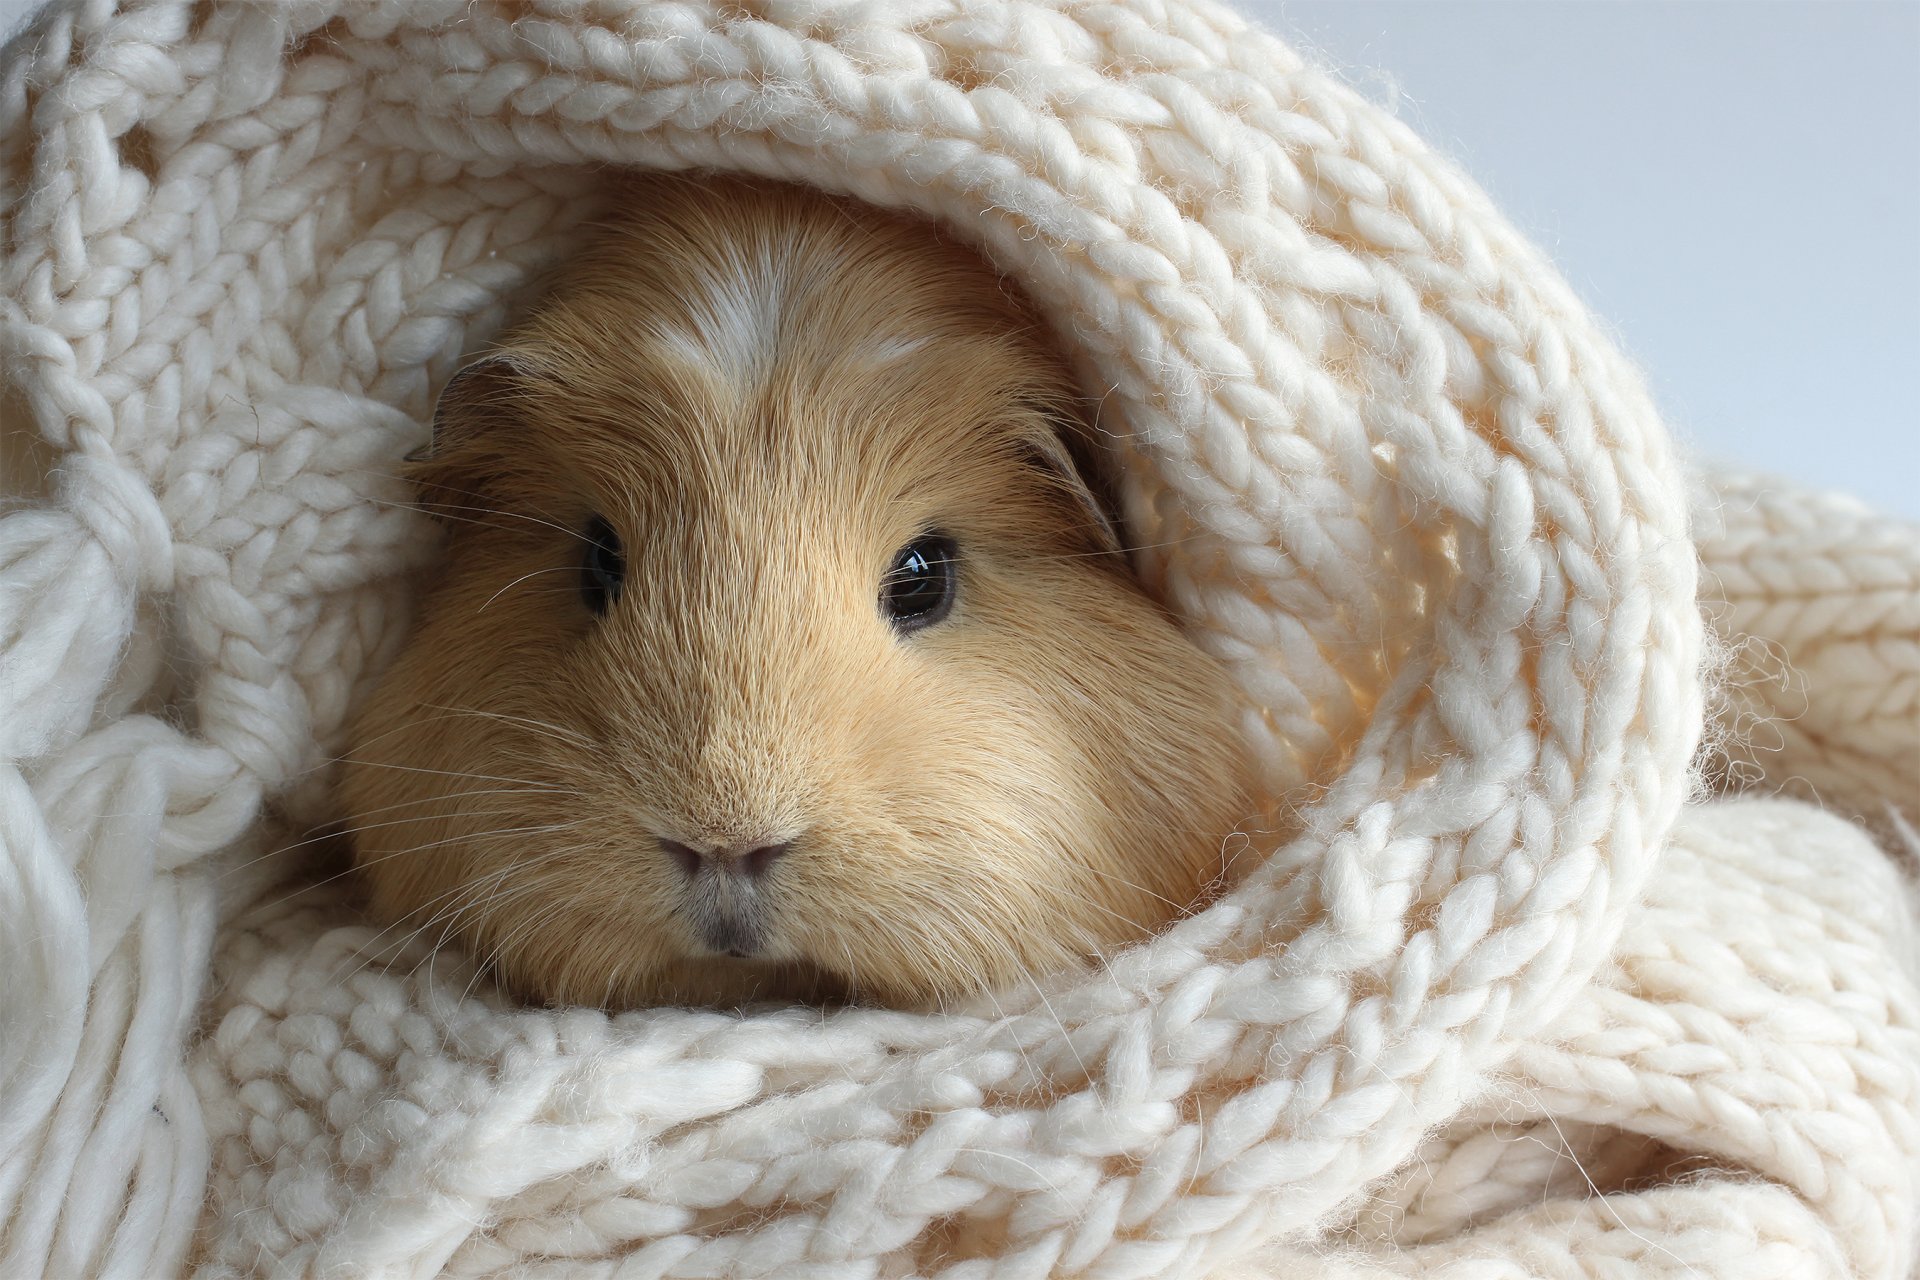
[657,838,793,879]
[712,840,793,879]
[657,838,705,878]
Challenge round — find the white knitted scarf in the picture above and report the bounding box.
[1,2,1915,1277]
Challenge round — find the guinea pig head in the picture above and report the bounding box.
[341,176,1255,1009]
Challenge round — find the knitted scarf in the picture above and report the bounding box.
[1,2,1913,1276]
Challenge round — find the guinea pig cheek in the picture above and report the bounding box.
[781,673,1099,999]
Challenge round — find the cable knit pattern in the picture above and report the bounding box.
[0,1,1910,1277]
[1698,471,1920,827]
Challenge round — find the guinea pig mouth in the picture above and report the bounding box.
[684,876,772,958]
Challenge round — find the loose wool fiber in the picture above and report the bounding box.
[0,2,1915,1278]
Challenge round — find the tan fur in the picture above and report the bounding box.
[341,174,1254,1009]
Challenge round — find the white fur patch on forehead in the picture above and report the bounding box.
[648,239,936,383]
[666,242,786,380]
[861,336,933,366]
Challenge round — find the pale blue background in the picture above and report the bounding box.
[1254,1,1919,519]
[4,0,1915,517]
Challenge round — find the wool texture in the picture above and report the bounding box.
[0,2,1913,1278]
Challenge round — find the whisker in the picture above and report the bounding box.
[418,703,595,749]
[354,819,587,868]
[466,885,590,1005]
[327,840,603,990]
[1021,531,1212,563]
[354,489,594,545]
[478,565,580,613]
[254,818,587,917]
[219,791,577,879]
[330,785,580,824]
[342,467,585,532]
[330,757,572,790]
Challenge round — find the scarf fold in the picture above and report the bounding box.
[0,2,1910,1276]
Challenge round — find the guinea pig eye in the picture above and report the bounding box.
[880,533,957,632]
[580,515,625,616]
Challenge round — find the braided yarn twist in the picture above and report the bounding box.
[1698,470,1920,827]
[0,1,1907,1276]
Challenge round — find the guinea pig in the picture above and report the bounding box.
[339,173,1255,1010]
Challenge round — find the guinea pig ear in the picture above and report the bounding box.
[405,351,543,466]
[1025,413,1126,557]
[401,352,552,523]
